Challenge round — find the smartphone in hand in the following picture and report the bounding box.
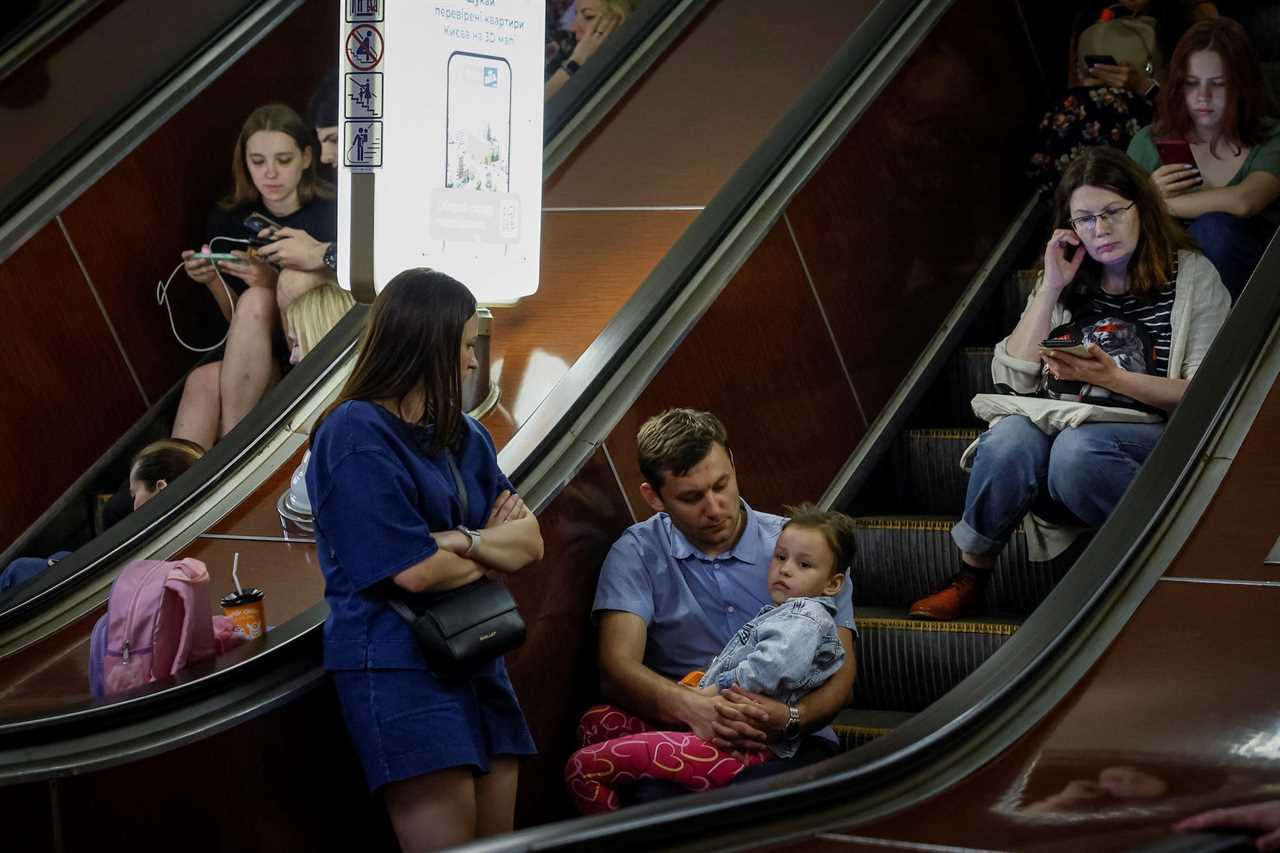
[1040,340,1092,358]
[243,212,283,244]
[1084,53,1118,68]
[1156,138,1196,167]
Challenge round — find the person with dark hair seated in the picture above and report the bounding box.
[127,438,206,510]
[0,439,205,593]
[588,409,857,804]
[1128,17,1280,301]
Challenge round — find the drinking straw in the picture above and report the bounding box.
[232,552,243,595]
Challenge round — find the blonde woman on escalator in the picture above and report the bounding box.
[544,0,639,100]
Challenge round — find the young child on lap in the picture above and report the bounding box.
[566,505,855,814]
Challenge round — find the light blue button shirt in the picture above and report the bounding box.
[592,501,856,679]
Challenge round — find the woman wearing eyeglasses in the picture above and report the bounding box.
[1127,18,1280,301]
[910,146,1229,621]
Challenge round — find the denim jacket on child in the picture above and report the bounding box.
[697,595,844,758]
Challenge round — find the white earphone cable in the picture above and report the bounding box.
[155,236,253,353]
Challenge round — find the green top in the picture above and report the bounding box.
[1127,120,1280,224]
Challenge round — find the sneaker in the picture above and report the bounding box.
[909,571,988,621]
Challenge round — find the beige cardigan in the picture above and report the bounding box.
[964,250,1231,561]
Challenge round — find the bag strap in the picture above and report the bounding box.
[388,598,417,624]
[389,451,472,627]
[446,451,470,522]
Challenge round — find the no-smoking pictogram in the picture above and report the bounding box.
[346,25,384,71]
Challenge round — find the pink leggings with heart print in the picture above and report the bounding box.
[565,704,769,815]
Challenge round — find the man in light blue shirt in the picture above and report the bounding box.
[592,409,857,789]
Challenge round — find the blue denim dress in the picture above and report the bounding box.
[308,401,536,791]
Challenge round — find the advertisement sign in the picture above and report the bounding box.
[337,0,544,303]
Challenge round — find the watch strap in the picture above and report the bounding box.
[783,705,801,739]
[457,526,481,556]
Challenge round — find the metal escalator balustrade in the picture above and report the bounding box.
[831,262,1077,748]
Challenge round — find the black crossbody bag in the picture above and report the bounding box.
[387,452,526,677]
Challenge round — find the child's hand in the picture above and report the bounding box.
[696,684,720,696]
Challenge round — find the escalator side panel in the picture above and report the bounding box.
[0,1,333,553]
[38,684,394,852]
[543,0,880,208]
[857,582,1280,850]
[0,221,145,552]
[605,0,1046,524]
[503,448,637,826]
[485,209,702,449]
[0,0,261,222]
[785,0,1043,423]
[604,219,868,517]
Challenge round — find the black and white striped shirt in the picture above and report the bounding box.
[1084,281,1176,378]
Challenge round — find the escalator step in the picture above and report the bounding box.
[851,607,1020,713]
[832,708,915,751]
[1001,268,1039,330]
[945,347,995,426]
[850,516,1073,614]
[892,428,979,514]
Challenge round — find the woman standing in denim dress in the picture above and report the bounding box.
[307,269,542,852]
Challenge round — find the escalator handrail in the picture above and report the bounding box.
[0,0,302,264]
[502,0,931,489]
[542,0,690,145]
[4,0,1271,839]
[0,0,108,83]
[0,0,713,733]
[0,0,709,627]
[449,155,1280,853]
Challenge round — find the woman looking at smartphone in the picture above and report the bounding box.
[307,269,540,852]
[910,146,1229,621]
[1127,18,1280,301]
[172,103,336,451]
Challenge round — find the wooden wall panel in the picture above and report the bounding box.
[784,0,1040,421]
[604,220,865,518]
[543,0,878,208]
[504,448,635,826]
[0,222,143,549]
[854,582,1280,851]
[486,209,698,447]
[0,0,254,195]
[1166,375,1280,582]
[60,0,337,401]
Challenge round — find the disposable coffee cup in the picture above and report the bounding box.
[221,588,266,640]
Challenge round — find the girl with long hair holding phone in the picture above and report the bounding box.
[1128,17,1280,300]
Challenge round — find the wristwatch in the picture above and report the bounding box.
[323,241,337,271]
[782,705,802,740]
[562,59,581,76]
[457,526,482,556]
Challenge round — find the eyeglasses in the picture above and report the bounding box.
[1069,202,1137,234]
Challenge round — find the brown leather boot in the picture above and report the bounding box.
[909,570,988,621]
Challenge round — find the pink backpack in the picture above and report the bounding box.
[89,558,217,698]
